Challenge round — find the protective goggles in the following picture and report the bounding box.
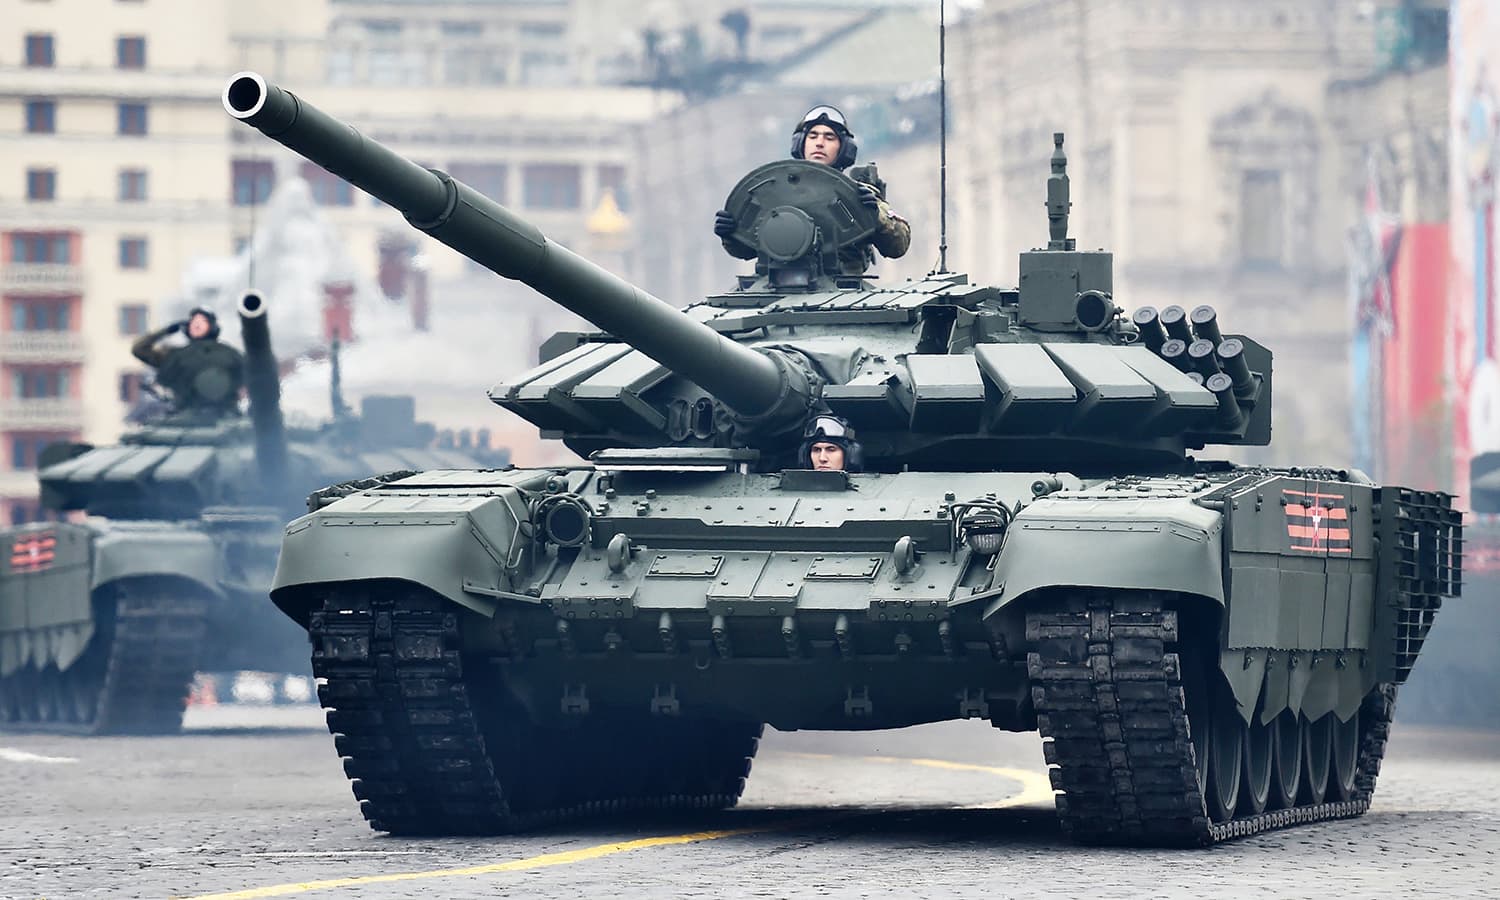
[796,106,851,135]
[804,415,850,440]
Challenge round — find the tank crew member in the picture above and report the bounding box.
[800,413,863,473]
[130,307,245,416]
[714,105,911,273]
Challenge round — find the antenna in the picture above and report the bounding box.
[330,334,350,420]
[935,0,949,274]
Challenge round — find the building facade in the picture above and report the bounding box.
[0,0,236,524]
[948,0,1411,467]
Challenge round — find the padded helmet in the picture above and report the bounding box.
[186,306,221,341]
[790,105,858,170]
[798,413,864,472]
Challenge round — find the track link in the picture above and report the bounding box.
[0,582,206,736]
[309,583,761,835]
[1027,593,1393,846]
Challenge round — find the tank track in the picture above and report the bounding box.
[0,582,206,735]
[309,583,762,835]
[1027,593,1393,846]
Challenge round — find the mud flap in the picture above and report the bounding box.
[1260,652,1291,725]
[1220,648,1267,725]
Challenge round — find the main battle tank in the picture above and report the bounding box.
[0,293,508,734]
[226,73,1463,846]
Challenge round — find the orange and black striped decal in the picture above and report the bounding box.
[10,531,56,572]
[1283,489,1350,554]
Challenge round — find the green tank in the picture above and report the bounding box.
[226,73,1463,845]
[0,292,509,735]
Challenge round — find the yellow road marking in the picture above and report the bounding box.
[783,752,1055,808]
[186,751,1052,899]
[182,821,814,900]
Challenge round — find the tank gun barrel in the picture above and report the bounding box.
[222,73,801,427]
[237,291,288,485]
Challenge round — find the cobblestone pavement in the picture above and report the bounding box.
[1,706,1495,899]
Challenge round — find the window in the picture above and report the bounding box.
[231,159,274,206]
[9,298,72,331]
[7,499,49,526]
[116,36,146,69]
[24,34,54,67]
[442,21,481,37]
[1240,169,1284,266]
[522,164,580,210]
[598,164,629,212]
[520,51,570,86]
[117,102,148,136]
[118,304,148,335]
[119,372,146,403]
[9,232,72,263]
[519,22,565,41]
[444,47,508,85]
[362,18,402,36]
[327,46,356,85]
[9,431,78,471]
[24,100,56,134]
[118,168,147,201]
[118,237,148,269]
[448,162,507,204]
[26,168,56,202]
[11,368,72,399]
[300,162,353,206]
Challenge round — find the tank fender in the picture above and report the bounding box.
[982,496,1225,620]
[89,525,225,599]
[270,487,532,627]
[0,523,96,676]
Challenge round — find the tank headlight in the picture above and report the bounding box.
[542,496,591,547]
[963,515,1006,556]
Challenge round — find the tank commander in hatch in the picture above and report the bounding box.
[800,414,863,473]
[713,105,911,274]
[130,307,245,416]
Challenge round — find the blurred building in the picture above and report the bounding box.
[948,0,1437,468]
[0,0,236,524]
[1330,3,1449,490]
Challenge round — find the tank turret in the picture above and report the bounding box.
[225,73,1269,472]
[236,290,288,485]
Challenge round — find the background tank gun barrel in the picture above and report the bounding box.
[237,290,288,485]
[222,73,804,429]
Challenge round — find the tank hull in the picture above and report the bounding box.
[272,465,1458,845]
[0,518,307,735]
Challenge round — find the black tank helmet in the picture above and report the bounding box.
[790,105,858,170]
[187,306,221,341]
[798,413,864,472]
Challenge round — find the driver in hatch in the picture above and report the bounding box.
[800,414,863,473]
[713,106,910,274]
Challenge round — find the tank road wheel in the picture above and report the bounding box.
[34,666,64,724]
[1268,710,1302,809]
[1330,709,1361,801]
[1204,702,1243,823]
[1300,714,1333,804]
[61,657,103,725]
[0,671,16,724]
[1239,714,1273,816]
[2,667,39,724]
